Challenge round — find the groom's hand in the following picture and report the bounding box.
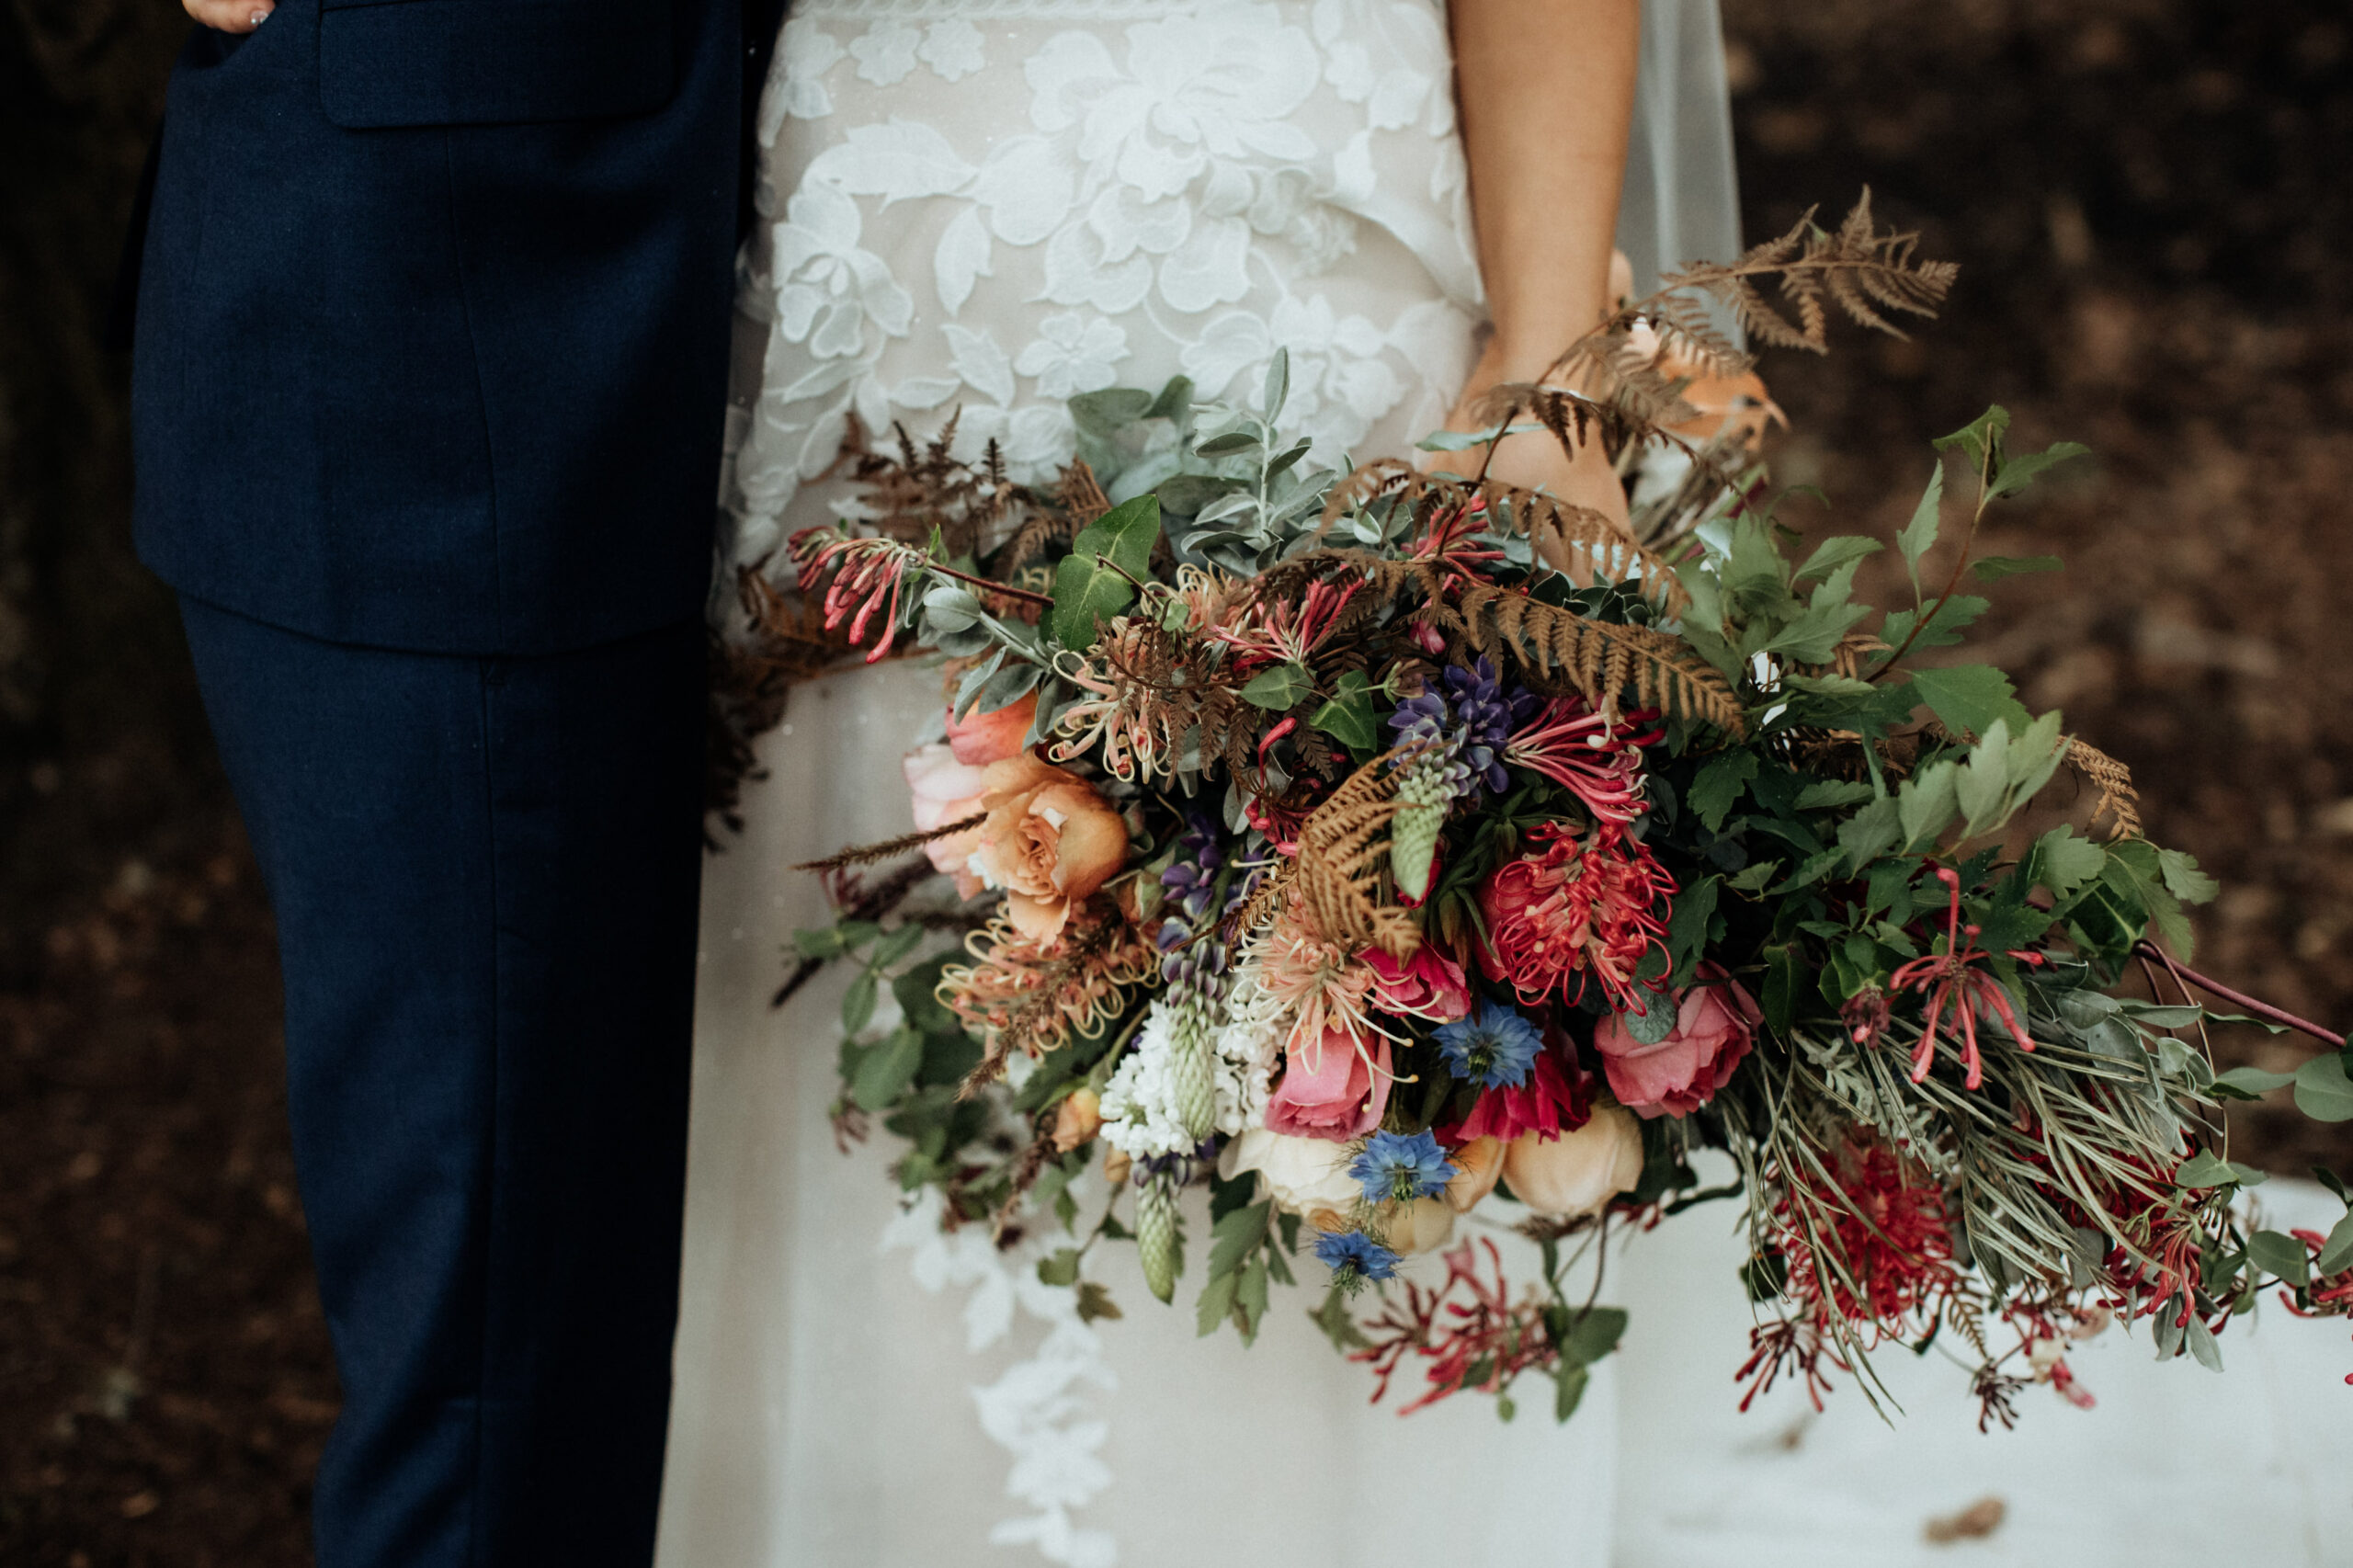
[184,0,274,33]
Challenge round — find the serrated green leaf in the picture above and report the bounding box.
[1206,1199,1272,1281]
[1897,759,1959,848]
[1074,1280,1122,1323]
[1688,751,1758,834]
[1837,795,1903,872]
[1665,875,1721,987]
[1987,441,2091,499]
[1794,534,1884,585]
[1895,461,1945,590]
[1794,779,1876,810]
[1195,1269,1241,1336]
[2155,847,2221,905]
[2295,1054,2353,1122]
[1241,661,1313,710]
[1726,859,1780,893]
[1877,595,1990,658]
[1932,405,2012,473]
[1972,554,2064,581]
[2029,824,2106,900]
[1904,665,2029,740]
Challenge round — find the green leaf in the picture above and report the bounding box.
[850,1026,924,1111]
[1726,859,1780,894]
[2208,1065,2295,1099]
[872,923,925,968]
[2294,1054,2353,1123]
[2155,847,2220,905]
[1313,1285,1370,1352]
[1193,430,1262,458]
[1309,669,1379,750]
[1972,554,2064,581]
[1234,1254,1271,1345]
[2246,1230,2312,1287]
[1206,1200,1272,1281]
[1896,760,1959,849]
[2029,824,2107,901]
[1261,347,1290,419]
[2316,1211,2353,1277]
[2183,1312,2223,1372]
[1794,779,1875,811]
[1837,795,1903,872]
[1553,1362,1591,1423]
[1895,461,1946,590]
[1987,441,2092,500]
[1903,665,2030,740]
[1794,534,1883,585]
[1074,1281,1122,1323]
[1037,1248,1083,1288]
[2173,1151,2242,1188]
[1050,495,1163,648]
[1688,752,1758,834]
[793,926,847,960]
[841,969,880,1034]
[1240,660,1313,711]
[1931,405,2012,474]
[1761,943,1801,1037]
[1876,594,1990,659]
[1558,1306,1628,1367]
[1665,875,1721,987]
[1195,1269,1241,1336]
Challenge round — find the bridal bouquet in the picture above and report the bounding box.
[747,200,2353,1429]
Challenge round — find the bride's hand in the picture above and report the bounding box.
[1428,336,1633,539]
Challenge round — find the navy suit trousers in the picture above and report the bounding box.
[177,596,704,1568]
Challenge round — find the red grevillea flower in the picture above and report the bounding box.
[788,528,920,663]
[1888,865,2043,1090]
[1475,822,1674,1015]
[1778,1138,1960,1331]
[1349,1237,1556,1412]
[1210,577,1364,676]
[1501,697,1659,824]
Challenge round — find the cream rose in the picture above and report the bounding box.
[1379,1195,1457,1256]
[1219,1126,1362,1216]
[968,754,1129,943]
[1501,1106,1644,1220]
[1441,1134,1506,1213]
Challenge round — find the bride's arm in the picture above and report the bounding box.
[1441,0,1642,531]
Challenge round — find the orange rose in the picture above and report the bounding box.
[970,754,1128,943]
[945,690,1039,767]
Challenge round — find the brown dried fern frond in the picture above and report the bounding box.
[996,459,1111,578]
[1051,613,1261,783]
[838,410,1028,559]
[1290,750,1421,960]
[1673,189,1955,356]
[793,812,986,874]
[708,571,873,838]
[1316,461,1689,611]
[1448,585,1746,736]
[2063,737,2142,839]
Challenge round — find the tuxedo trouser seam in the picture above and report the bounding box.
[464,653,502,1568]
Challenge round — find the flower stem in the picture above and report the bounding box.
[2132,940,2347,1048]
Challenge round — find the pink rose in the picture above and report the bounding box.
[904,744,990,898]
[1360,943,1472,1024]
[1591,965,1760,1119]
[945,691,1038,767]
[1265,1028,1392,1142]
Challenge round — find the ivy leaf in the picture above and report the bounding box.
[1309,669,1378,747]
[1895,461,1946,592]
[1050,494,1162,649]
[1688,752,1758,833]
[2295,1054,2353,1123]
[1972,554,2064,581]
[1241,661,1313,710]
[1903,665,2030,740]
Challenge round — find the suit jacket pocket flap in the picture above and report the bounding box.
[320,0,675,129]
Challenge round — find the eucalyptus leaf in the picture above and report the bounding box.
[2246,1230,2311,1287]
[2294,1053,2353,1122]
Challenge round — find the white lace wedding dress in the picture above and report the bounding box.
[655,3,2353,1565]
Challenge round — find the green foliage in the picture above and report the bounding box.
[1051,494,1162,648]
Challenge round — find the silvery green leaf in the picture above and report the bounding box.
[921,585,982,632]
[1261,348,1290,420]
[2246,1230,2311,1287]
[2182,1313,2223,1372]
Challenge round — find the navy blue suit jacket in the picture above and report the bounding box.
[131,0,776,655]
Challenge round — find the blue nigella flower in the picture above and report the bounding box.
[1350,1129,1458,1205]
[1432,1000,1544,1089]
[1314,1228,1401,1283]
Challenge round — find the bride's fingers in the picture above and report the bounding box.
[184,0,273,32]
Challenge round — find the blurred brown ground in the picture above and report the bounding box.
[0,0,2347,1562]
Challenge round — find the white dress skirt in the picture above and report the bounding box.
[657,3,2353,1565]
